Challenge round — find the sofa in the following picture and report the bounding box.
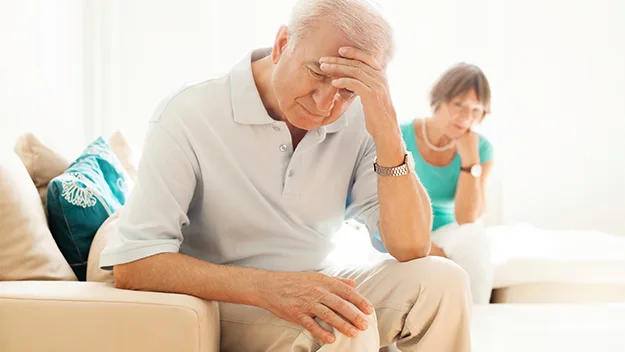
[3,133,625,352]
[0,134,220,352]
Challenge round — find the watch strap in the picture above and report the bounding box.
[373,153,414,177]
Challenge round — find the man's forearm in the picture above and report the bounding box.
[114,252,267,306]
[375,132,433,262]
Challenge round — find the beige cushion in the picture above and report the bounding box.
[13,133,69,208]
[0,281,220,352]
[0,151,77,281]
[86,211,119,283]
[109,131,138,182]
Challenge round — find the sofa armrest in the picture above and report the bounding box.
[0,281,220,352]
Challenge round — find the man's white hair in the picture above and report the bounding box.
[286,0,395,65]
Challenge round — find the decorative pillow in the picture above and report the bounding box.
[46,137,131,281]
[0,151,77,281]
[86,210,119,283]
[14,133,70,208]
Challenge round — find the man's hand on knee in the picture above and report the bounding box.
[254,272,374,344]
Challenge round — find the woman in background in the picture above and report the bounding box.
[374,63,495,303]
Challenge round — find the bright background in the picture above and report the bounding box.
[1,0,624,235]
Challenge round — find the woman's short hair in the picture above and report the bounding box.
[430,63,491,117]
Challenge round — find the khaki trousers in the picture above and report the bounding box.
[220,256,472,351]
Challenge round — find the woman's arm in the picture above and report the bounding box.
[453,132,493,224]
[454,160,493,224]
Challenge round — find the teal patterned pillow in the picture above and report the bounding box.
[46,137,130,281]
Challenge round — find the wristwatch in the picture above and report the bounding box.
[461,164,483,177]
[374,152,415,177]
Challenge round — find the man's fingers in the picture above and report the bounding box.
[312,303,359,338]
[320,63,377,88]
[331,77,370,97]
[322,293,370,331]
[333,280,374,316]
[319,55,382,78]
[298,315,336,344]
[336,278,357,287]
[338,46,384,70]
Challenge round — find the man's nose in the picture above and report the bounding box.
[313,84,339,113]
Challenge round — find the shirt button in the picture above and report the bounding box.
[279,144,287,152]
[288,170,295,177]
[273,126,281,132]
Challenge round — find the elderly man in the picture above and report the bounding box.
[101,0,472,350]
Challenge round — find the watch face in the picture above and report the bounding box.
[406,152,415,170]
[471,164,483,177]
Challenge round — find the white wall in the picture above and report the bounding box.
[385,0,625,234]
[87,0,625,235]
[86,0,294,148]
[2,0,624,234]
[0,0,84,158]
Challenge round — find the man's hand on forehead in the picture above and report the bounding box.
[326,46,384,70]
[318,46,397,140]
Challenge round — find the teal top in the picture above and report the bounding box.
[372,121,494,251]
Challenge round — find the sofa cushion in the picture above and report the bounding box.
[46,137,131,281]
[13,133,70,208]
[0,151,77,281]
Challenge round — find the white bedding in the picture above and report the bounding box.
[330,221,625,297]
[486,224,625,288]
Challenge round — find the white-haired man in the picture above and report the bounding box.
[101,0,472,350]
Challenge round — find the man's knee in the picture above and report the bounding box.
[384,257,471,298]
[303,307,380,351]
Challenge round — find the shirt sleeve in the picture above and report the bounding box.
[345,136,380,245]
[99,101,200,269]
[479,135,494,164]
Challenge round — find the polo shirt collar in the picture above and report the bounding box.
[230,48,275,125]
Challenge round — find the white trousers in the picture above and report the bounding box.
[432,222,494,304]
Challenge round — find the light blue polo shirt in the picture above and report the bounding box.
[100,48,381,272]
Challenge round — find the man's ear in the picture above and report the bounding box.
[272,25,290,64]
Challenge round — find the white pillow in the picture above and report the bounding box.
[0,151,77,281]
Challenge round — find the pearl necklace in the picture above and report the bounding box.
[421,119,454,152]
